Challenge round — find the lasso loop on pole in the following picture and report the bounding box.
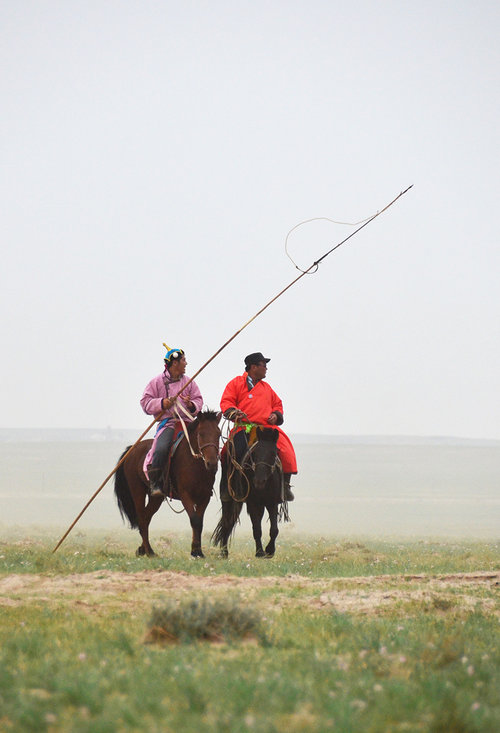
[285,212,377,273]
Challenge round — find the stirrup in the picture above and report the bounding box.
[147,464,165,498]
[284,485,294,501]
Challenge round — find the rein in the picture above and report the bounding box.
[173,404,220,469]
[226,434,251,502]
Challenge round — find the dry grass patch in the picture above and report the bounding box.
[144,595,263,644]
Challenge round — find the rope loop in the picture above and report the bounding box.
[285,213,375,273]
[165,496,186,514]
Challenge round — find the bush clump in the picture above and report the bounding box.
[145,595,262,644]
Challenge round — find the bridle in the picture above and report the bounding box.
[163,410,220,516]
[173,404,220,470]
[226,429,281,502]
[242,441,279,475]
[196,432,220,470]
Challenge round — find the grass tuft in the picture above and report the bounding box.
[145,595,263,644]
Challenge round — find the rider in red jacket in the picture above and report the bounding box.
[220,352,297,501]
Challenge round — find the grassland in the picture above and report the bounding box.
[0,529,499,732]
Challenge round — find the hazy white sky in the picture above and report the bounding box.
[1,1,499,439]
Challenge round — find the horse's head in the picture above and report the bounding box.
[193,409,222,474]
[249,426,279,490]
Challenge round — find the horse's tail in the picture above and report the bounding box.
[211,500,242,548]
[114,446,139,529]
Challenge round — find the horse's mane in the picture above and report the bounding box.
[187,408,220,434]
[257,426,279,440]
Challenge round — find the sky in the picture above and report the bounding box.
[1,0,499,440]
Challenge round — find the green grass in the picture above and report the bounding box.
[1,528,498,577]
[0,531,499,732]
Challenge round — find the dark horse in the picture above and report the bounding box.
[114,409,221,557]
[212,425,286,558]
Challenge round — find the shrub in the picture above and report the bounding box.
[145,595,262,644]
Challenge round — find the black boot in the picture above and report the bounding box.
[147,427,174,498]
[283,473,294,501]
[148,466,164,498]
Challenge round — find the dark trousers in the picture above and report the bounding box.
[149,426,175,471]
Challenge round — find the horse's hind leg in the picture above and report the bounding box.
[135,493,163,557]
[220,504,236,558]
[249,503,266,557]
[264,505,279,558]
[213,500,242,558]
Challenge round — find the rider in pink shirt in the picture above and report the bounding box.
[141,348,203,496]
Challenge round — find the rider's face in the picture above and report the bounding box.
[250,361,268,382]
[169,355,187,377]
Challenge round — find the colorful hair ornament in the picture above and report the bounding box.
[164,347,185,362]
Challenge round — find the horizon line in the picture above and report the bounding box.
[0,427,499,445]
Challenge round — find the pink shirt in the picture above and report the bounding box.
[140,371,203,422]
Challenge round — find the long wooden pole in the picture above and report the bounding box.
[52,185,412,552]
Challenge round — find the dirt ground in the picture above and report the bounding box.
[1,570,499,616]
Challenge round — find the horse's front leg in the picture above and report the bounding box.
[264,503,279,558]
[249,502,266,557]
[182,494,209,558]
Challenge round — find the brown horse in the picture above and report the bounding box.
[114,409,221,557]
[212,426,286,558]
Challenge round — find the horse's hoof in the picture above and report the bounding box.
[136,547,146,557]
[191,550,204,558]
[265,552,275,558]
[255,549,265,558]
[219,549,228,559]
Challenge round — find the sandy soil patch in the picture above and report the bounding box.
[1,570,498,616]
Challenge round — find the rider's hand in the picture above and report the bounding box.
[267,413,278,425]
[161,397,173,411]
[225,408,247,422]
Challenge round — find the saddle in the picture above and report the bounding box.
[144,427,185,500]
[161,431,185,500]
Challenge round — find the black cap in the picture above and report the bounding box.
[244,352,270,369]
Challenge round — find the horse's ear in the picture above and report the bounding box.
[216,411,222,424]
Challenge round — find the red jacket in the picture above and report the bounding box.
[220,373,297,474]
